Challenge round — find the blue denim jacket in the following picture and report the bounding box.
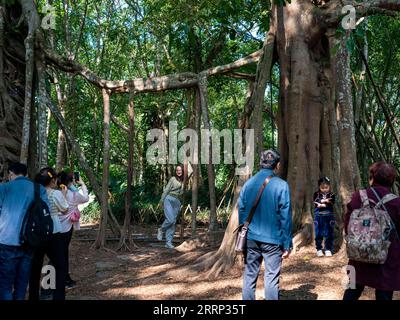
[0,177,50,246]
[238,169,293,250]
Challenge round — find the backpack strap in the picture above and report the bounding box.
[371,187,399,240]
[243,175,274,228]
[377,193,398,209]
[359,190,371,207]
[34,183,40,201]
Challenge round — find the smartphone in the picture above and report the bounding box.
[74,171,80,181]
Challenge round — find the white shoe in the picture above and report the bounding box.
[165,242,175,249]
[157,228,163,241]
[325,250,333,257]
[317,250,324,257]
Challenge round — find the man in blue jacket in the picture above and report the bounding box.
[0,163,49,300]
[238,149,292,300]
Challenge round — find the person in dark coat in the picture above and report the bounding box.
[343,162,400,300]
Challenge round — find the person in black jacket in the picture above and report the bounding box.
[313,177,336,257]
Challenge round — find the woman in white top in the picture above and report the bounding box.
[58,171,89,288]
[29,167,70,301]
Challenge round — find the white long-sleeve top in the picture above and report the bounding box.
[59,184,89,232]
[46,189,69,234]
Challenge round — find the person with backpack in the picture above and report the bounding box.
[0,163,49,300]
[29,167,70,300]
[238,150,292,300]
[57,171,89,289]
[343,162,400,300]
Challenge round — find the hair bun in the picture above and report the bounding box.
[318,176,331,185]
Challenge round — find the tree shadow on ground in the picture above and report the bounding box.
[279,284,317,300]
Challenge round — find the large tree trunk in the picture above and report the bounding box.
[0,5,24,180]
[276,2,325,249]
[275,1,360,250]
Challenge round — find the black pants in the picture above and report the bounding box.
[343,284,393,300]
[29,231,70,300]
[65,227,73,280]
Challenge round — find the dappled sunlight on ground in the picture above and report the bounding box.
[66,225,400,300]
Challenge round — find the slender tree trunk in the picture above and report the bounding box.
[44,88,122,244]
[20,1,38,164]
[198,73,218,232]
[191,89,201,236]
[54,73,67,172]
[249,29,275,162]
[118,93,137,250]
[192,22,276,276]
[36,56,48,168]
[331,32,361,212]
[179,92,194,240]
[94,89,111,249]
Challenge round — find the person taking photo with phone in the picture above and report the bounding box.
[57,171,89,289]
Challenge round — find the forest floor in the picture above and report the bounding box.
[65,223,400,300]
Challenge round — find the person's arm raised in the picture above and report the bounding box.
[76,179,90,203]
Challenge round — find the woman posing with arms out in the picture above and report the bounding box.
[29,167,69,300]
[157,164,192,249]
[343,162,400,300]
[58,171,89,289]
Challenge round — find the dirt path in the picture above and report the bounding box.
[65,225,400,300]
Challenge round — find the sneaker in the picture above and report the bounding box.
[157,228,163,241]
[317,250,324,257]
[165,242,175,249]
[325,250,333,257]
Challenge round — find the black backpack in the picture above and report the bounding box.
[20,183,53,248]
